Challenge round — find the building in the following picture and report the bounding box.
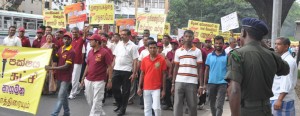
[0,0,43,15]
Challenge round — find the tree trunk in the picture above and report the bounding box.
[245,0,295,38]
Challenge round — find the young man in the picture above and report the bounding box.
[45,33,75,116]
[41,26,57,45]
[204,36,227,116]
[3,26,22,47]
[162,35,172,56]
[18,27,31,47]
[137,40,167,116]
[32,29,44,48]
[172,30,203,116]
[80,34,113,116]
[271,37,297,116]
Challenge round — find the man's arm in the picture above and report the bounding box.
[228,80,241,116]
[45,63,71,70]
[161,70,167,98]
[172,63,179,85]
[203,66,209,88]
[137,71,145,96]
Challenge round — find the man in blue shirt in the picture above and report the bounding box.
[204,36,227,116]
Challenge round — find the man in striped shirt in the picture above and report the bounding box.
[172,30,203,116]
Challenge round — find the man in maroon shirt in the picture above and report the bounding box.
[18,27,31,47]
[45,33,75,116]
[55,29,65,49]
[80,34,112,116]
[41,26,58,46]
[68,27,86,99]
[32,29,44,48]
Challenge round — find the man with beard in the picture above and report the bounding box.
[204,36,227,116]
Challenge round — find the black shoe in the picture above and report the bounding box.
[114,106,121,112]
[162,105,172,110]
[117,110,125,116]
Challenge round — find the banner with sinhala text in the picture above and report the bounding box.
[89,4,115,24]
[188,20,220,42]
[0,46,52,115]
[43,10,66,29]
[136,13,166,34]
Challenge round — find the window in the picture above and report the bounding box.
[32,0,34,3]
[31,11,33,14]
[13,17,22,28]
[138,0,144,7]
[158,0,165,9]
[0,17,2,29]
[23,18,36,30]
[145,0,151,7]
[4,16,12,29]
[152,0,158,8]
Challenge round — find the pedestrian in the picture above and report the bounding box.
[226,18,290,116]
[45,33,75,116]
[225,37,239,54]
[17,27,31,47]
[138,29,151,48]
[270,37,297,116]
[112,29,139,116]
[157,42,164,54]
[172,30,203,116]
[204,36,227,116]
[55,29,65,49]
[137,40,167,116]
[80,34,113,116]
[68,27,85,99]
[32,29,43,48]
[3,26,22,47]
[162,35,172,56]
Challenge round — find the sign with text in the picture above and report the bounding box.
[89,4,115,24]
[188,20,220,42]
[43,10,66,29]
[157,23,171,39]
[64,2,87,24]
[136,13,166,34]
[0,46,52,115]
[221,12,239,32]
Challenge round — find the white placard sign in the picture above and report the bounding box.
[221,12,239,32]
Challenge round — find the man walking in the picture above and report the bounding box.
[112,29,139,116]
[137,40,167,116]
[270,37,297,116]
[172,30,203,116]
[226,18,290,116]
[80,34,113,116]
[45,33,75,116]
[204,36,227,116]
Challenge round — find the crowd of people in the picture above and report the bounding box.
[1,17,298,116]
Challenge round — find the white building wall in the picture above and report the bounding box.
[19,0,43,15]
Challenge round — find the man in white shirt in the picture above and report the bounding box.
[271,37,297,116]
[225,37,239,54]
[138,29,150,48]
[3,26,22,47]
[162,35,172,56]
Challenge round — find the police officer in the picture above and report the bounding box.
[225,18,290,116]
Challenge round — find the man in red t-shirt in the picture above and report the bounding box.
[137,40,167,116]
[17,27,31,47]
[69,27,86,99]
[32,30,44,48]
[55,29,65,49]
[80,34,113,116]
[45,33,75,116]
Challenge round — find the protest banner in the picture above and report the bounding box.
[116,19,135,26]
[221,12,239,32]
[43,10,66,29]
[136,13,166,34]
[219,31,231,42]
[64,2,87,24]
[89,4,115,24]
[0,46,52,115]
[188,20,220,42]
[157,23,171,39]
[85,0,106,13]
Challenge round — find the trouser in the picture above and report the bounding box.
[112,70,132,112]
[173,82,197,116]
[84,79,106,116]
[207,84,227,116]
[270,100,295,116]
[70,64,82,96]
[128,78,138,102]
[51,81,70,116]
[241,100,272,116]
[163,78,172,107]
[144,89,161,116]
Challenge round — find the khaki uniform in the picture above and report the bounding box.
[225,41,290,116]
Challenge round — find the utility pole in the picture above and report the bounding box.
[135,0,138,17]
[165,0,169,14]
[271,0,282,48]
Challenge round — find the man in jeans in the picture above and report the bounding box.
[137,40,167,116]
[45,33,75,116]
[112,29,139,116]
[172,30,203,116]
[204,36,227,116]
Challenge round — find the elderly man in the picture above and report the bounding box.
[225,37,239,54]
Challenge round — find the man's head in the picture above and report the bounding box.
[36,29,43,38]
[240,18,269,46]
[183,30,194,45]
[45,26,52,35]
[121,29,131,42]
[192,38,201,49]
[229,37,237,48]
[157,42,163,53]
[71,27,80,38]
[101,37,108,47]
[275,37,290,55]
[214,36,224,51]
[148,40,158,56]
[204,38,212,48]
[63,33,73,46]
[170,39,179,50]
[88,34,102,48]
[56,30,64,39]
[163,35,172,45]
[18,27,25,37]
[143,29,150,37]
[142,36,149,47]
[113,33,121,43]
[39,25,46,35]
[8,26,16,36]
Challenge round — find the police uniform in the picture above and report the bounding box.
[225,18,290,116]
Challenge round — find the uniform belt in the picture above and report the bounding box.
[241,99,270,108]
